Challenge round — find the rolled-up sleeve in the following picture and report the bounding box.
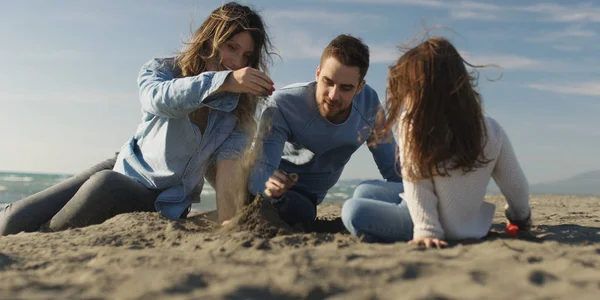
[137,58,238,118]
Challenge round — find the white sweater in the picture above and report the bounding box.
[400,116,531,240]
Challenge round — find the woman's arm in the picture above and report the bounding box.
[137,58,234,118]
[491,122,531,222]
[403,177,445,240]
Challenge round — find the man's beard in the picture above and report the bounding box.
[322,101,350,118]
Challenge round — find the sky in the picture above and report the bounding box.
[0,0,599,184]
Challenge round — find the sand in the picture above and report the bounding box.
[1,194,599,299]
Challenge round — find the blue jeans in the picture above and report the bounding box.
[342,180,413,243]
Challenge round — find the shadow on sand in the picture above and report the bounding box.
[300,217,348,234]
[484,223,600,245]
[305,219,600,246]
[191,209,599,245]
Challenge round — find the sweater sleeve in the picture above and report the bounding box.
[491,123,531,220]
[364,89,402,182]
[367,130,403,183]
[403,175,445,239]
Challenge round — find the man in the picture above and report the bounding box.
[249,34,402,226]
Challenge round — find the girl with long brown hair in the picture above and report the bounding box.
[0,2,276,235]
[342,37,531,247]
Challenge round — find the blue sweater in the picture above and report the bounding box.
[250,81,402,204]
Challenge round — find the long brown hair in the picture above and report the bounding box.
[175,2,277,212]
[176,2,276,131]
[376,36,492,181]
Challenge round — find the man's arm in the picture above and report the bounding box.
[361,86,402,182]
[367,130,403,182]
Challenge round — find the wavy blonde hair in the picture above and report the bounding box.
[176,2,276,132]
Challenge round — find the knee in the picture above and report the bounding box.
[291,199,317,223]
[341,198,367,233]
[0,203,38,236]
[74,171,131,203]
[277,192,316,225]
[0,204,17,236]
[85,170,126,190]
[352,180,384,199]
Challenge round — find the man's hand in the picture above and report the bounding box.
[264,170,298,198]
[408,237,448,249]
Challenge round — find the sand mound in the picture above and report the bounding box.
[221,195,293,238]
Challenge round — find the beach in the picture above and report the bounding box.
[1,194,599,299]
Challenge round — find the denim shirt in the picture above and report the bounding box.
[113,57,246,220]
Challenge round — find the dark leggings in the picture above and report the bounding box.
[0,156,159,236]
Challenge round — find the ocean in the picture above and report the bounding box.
[0,171,358,212]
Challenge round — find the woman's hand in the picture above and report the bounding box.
[221,67,274,96]
[408,237,448,249]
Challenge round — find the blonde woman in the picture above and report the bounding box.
[0,2,275,235]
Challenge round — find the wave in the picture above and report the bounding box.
[0,175,34,182]
[331,192,349,198]
[201,190,216,195]
[325,192,350,199]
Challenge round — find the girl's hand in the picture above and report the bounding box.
[222,67,274,96]
[504,204,532,231]
[408,237,448,249]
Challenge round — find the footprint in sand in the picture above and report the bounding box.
[0,252,13,271]
[385,262,425,282]
[164,273,208,294]
[401,263,421,280]
[527,256,543,264]
[225,287,298,300]
[418,295,453,300]
[469,270,488,285]
[528,270,559,286]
